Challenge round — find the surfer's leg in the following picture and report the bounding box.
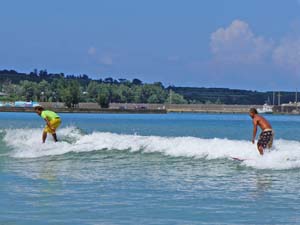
[49,119,60,143]
[257,133,264,155]
[267,131,274,149]
[42,131,47,143]
[52,133,58,142]
[257,145,264,155]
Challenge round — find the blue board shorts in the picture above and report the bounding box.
[257,129,274,149]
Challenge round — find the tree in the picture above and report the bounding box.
[141,84,167,103]
[97,84,110,108]
[110,86,123,103]
[132,78,142,85]
[0,68,192,105]
[87,81,99,99]
[168,91,187,104]
[2,80,15,96]
[148,94,160,103]
[19,80,38,101]
[51,78,67,102]
[69,80,81,107]
[37,80,51,101]
[103,77,114,84]
[61,80,81,108]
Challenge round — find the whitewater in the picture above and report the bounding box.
[3,126,300,170]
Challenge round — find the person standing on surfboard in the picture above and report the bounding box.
[249,108,274,155]
[34,106,61,143]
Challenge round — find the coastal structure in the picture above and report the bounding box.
[2,99,300,115]
[273,102,300,114]
[0,102,262,114]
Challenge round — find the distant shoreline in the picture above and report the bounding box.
[1,103,297,114]
[0,107,167,114]
[0,106,297,115]
[0,103,262,114]
[0,103,250,114]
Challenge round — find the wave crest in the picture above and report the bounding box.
[3,127,300,170]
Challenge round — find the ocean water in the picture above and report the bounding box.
[0,112,300,225]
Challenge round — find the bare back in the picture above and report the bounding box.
[253,115,272,131]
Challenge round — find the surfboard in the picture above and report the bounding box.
[231,157,245,162]
[231,157,253,162]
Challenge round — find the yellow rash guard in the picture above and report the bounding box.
[41,110,61,134]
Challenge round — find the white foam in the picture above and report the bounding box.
[3,127,300,170]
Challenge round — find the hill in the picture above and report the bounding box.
[169,87,296,105]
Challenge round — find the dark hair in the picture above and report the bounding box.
[34,106,44,111]
[249,108,258,114]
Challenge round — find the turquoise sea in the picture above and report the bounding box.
[1,112,300,224]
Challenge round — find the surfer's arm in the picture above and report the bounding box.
[44,118,55,131]
[252,120,257,144]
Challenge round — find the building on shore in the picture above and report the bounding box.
[273,102,300,114]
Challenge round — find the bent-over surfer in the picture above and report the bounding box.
[34,106,61,143]
[249,108,274,155]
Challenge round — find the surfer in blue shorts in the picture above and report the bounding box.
[249,108,274,155]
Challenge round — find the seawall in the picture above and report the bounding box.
[0,102,262,114]
[0,107,167,114]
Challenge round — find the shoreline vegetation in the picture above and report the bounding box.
[0,69,298,113]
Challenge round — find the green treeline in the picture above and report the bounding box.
[0,69,187,108]
[0,69,297,106]
[171,87,297,105]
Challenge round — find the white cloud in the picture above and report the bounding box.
[99,55,113,65]
[87,47,97,55]
[210,20,273,64]
[272,37,300,72]
[87,47,115,66]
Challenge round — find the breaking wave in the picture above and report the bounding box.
[2,127,300,170]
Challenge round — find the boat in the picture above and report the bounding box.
[257,104,273,114]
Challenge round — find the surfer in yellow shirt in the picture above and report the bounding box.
[34,106,61,143]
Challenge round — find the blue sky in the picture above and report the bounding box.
[0,0,300,90]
